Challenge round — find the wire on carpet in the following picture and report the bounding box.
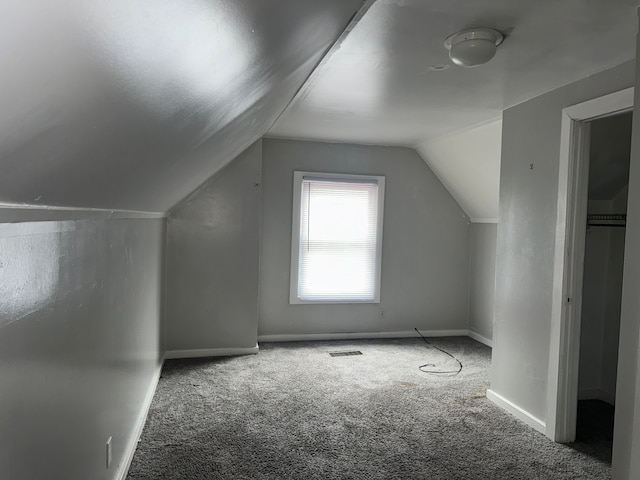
[415,328,463,376]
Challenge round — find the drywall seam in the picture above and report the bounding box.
[164,345,259,360]
[258,330,469,343]
[487,389,546,435]
[470,218,499,224]
[116,358,164,480]
[468,330,493,348]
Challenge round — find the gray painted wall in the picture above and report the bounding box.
[0,216,164,480]
[259,139,470,336]
[165,141,262,351]
[491,60,634,424]
[468,223,497,342]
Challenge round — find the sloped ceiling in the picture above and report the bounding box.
[2,0,638,217]
[267,0,638,221]
[417,120,502,222]
[0,0,363,213]
[269,0,638,146]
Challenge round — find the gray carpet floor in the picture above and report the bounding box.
[127,337,611,479]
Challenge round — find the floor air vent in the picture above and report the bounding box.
[328,351,363,357]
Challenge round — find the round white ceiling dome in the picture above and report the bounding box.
[444,29,504,67]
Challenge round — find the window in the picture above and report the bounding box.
[289,172,385,303]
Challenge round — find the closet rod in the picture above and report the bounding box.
[587,223,626,228]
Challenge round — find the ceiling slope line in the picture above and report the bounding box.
[261,133,408,148]
[266,0,376,134]
[0,204,166,223]
[411,115,503,149]
[0,203,165,216]
[165,133,263,217]
[412,147,471,223]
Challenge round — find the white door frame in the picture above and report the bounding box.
[547,87,634,442]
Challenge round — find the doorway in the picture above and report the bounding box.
[547,87,633,446]
[574,112,632,462]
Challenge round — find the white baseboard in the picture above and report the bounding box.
[467,330,493,348]
[578,388,615,406]
[116,356,164,480]
[164,344,259,360]
[487,389,546,435]
[258,329,469,343]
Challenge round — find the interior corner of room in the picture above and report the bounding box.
[3,1,640,479]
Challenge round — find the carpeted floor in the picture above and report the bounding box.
[126,337,611,479]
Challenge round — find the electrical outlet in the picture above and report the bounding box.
[379,308,384,318]
[106,437,112,469]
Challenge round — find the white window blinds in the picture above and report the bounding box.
[291,173,384,303]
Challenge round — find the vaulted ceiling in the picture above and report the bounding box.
[0,0,362,213]
[1,0,638,215]
[269,0,639,145]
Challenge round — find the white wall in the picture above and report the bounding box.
[0,215,164,480]
[468,223,497,344]
[164,141,262,353]
[490,60,634,425]
[259,138,470,337]
[416,120,502,222]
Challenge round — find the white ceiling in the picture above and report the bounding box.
[269,0,639,146]
[1,0,638,215]
[0,0,362,212]
[267,0,638,222]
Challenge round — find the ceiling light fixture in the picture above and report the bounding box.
[444,28,503,67]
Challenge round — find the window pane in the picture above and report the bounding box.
[298,178,379,301]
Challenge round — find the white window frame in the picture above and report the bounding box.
[289,171,385,304]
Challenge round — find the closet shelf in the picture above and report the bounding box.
[587,213,626,228]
